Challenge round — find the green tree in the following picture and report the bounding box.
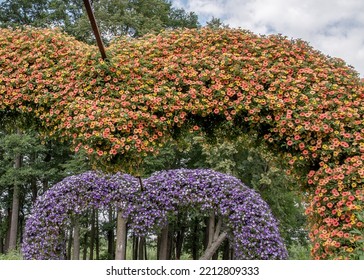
[205,17,229,29]
[0,0,83,28]
[0,128,90,253]
[0,0,200,43]
[0,0,50,26]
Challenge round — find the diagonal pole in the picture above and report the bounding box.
[83,0,107,60]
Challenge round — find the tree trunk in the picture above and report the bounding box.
[175,213,185,260]
[0,237,3,254]
[175,229,184,260]
[138,237,145,260]
[19,207,24,246]
[207,213,215,248]
[200,215,225,260]
[159,224,169,260]
[67,227,73,260]
[73,216,80,260]
[191,218,199,260]
[168,229,174,260]
[0,211,4,254]
[5,205,11,252]
[89,209,96,260]
[199,232,227,260]
[95,209,100,260]
[133,235,139,260]
[31,178,37,204]
[222,239,230,260]
[42,179,49,191]
[30,153,37,204]
[107,207,115,260]
[115,210,127,260]
[8,153,22,251]
[83,232,88,260]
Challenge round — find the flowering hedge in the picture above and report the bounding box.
[22,169,287,260]
[1,27,364,258]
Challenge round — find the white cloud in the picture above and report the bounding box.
[172,0,364,76]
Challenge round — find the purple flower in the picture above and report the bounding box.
[22,169,287,260]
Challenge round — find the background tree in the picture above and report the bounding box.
[0,0,200,43]
[205,17,229,29]
[0,127,90,253]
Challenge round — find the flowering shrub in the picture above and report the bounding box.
[1,27,364,258]
[22,169,287,260]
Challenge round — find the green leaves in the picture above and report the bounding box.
[0,0,199,43]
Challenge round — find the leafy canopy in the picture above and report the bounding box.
[0,0,199,43]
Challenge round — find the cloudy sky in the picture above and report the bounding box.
[172,0,364,77]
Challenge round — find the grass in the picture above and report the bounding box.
[0,250,23,260]
[0,240,312,260]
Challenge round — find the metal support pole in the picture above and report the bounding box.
[83,0,107,60]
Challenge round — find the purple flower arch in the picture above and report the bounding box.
[130,169,288,259]
[22,171,139,260]
[22,169,288,260]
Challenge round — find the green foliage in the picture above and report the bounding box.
[141,137,200,176]
[0,0,200,43]
[0,0,51,26]
[0,128,90,243]
[287,242,311,260]
[0,130,89,188]
[0,131,46,186]
[349,211,364,260]
[60,149,91,176]
[205,17,229,29]
[88,0,199,39]
[0,250,22,260]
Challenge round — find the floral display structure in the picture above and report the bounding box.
[22,169,288,260]
[22,171,139,260]
[1,27,363,259]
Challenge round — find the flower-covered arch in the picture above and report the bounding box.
[1,27,364,259]
[131,168,288,260]
[22,169,288,260]
[22,171,140,260]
